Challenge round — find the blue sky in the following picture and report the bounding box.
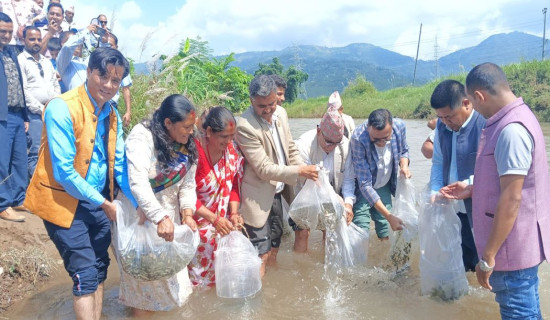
[63,0,549,63]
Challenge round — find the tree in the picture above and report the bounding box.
[254,57,308,103]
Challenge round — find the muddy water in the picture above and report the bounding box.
[8,119,550,320]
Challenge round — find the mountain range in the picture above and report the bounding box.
[135,32,545,98]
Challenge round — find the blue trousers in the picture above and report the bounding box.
[0,110,28,212]
[27,112,42,178]
[491,265,542,319]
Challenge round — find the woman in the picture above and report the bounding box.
[117,94,198,316]
[188,106,244,288]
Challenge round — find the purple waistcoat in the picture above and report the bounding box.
[473,97,550,271]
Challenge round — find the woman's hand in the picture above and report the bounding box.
[157,216,174,242]
[213,216,233,236]
[229,213,244,230]
[184,215,197,231]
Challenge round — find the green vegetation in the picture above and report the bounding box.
[254,57,308,103]
[284,60,550,122]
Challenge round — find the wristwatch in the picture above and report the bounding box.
[478,259,494,272]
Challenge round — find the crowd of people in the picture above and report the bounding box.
[0,2,549,320]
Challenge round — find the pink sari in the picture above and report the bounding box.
[188,139,243,287]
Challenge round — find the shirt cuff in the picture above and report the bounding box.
[344,197,355,206]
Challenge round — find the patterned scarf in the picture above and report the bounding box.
[149,143,192,193]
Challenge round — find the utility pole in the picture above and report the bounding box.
[543,8,547,60]
[413,23,422,86]
[434,35,440,79]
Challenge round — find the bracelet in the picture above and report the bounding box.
[213,216,220,227]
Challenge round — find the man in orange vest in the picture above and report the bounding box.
[24,47,137,320]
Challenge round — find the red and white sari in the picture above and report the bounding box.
[188,138,244,287]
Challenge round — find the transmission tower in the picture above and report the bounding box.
[434,35,440,79]
[292,43,308,99]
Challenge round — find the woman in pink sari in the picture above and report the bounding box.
[188,106,244,287]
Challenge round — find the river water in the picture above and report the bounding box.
[8,118,550,320]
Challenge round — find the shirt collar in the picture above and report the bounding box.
[22,50,44,63]
[260,110,279,127]
[445,109,475,133]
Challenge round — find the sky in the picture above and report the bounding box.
[61,0,549,63]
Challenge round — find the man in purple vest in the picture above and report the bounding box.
[429,79,485,272]
[441,62,550,319]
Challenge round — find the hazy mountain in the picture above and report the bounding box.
[134,32,545,98]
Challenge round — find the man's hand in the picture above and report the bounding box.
[24,122,29,132]
[344,204,354,225]
[122,112,131,127]
[157,216,174,242]
[101,200,117,221]
[48,20,61,34]
[387,214,404,231]
[475,257,494,291]
[399,165,412,178]
[439,181,472,200]
[87,24,98,34]
[229,213,244,230]
[298,164,318,180]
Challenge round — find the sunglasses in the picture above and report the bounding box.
[99,20,108,25]
[36,61,44,78]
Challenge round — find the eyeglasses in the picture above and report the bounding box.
[99,20,108,25]
[36,61,44,78]
[321,132,342,147]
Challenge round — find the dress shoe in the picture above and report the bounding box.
[0,208,25,222]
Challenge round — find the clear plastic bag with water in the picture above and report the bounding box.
[215,231,262,298]
[112,198,199,281]
[418,194,469,300]
[331,216,370,268]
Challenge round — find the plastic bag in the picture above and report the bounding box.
[418,194,469,300]
[329,216,370,268]
[288,168,344,230]
[112,198,199,281]
[215,231,262,298]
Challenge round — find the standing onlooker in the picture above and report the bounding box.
[236,75,318,276]
[270,74,286,107]
[24,47,135,320]
[428,79,485,272]
[0,12,28,222]
[0,0,42,44]
[441,62,550,319]
[420,118,437,159]
[60,6,76,32]
[46,36,64,92]
[56,27,90,90]
[328,91,355,138]
[38,2,62,56]
[106,33,132,126]
[17,26,59,177]
[351,109,409,240]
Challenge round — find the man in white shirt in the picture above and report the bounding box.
[292,106,355,252]
[17,25,59,176]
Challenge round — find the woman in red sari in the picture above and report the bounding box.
[188,106,244,287]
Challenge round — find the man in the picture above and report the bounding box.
[292,106,355,252]
[429,79,485,272]
[56,27,92,90]
[441,63,550,319]
[0,12,28,222]
[106,33,131,126]
[351,109,409,240]
[270,74,286,106]
[24,47,137,320]
[17,26,60,177]
[0,0,42,44]
[60,5,76,32]
[328,91,355,138]
[236,75,318,276]
[39,2,63,56]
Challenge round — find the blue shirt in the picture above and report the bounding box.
[56,29,88,91]
[351,118,409,206]
[44,83,137,207]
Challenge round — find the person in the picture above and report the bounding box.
[38,2,63,56]
[117,94,198,316]
[17,26,60,177]
[23,47,134,320]
[105,33,132,126]
[56,26,94,90]
[328,91,355,138]
[428,79,485,272]
[0,0,42,44]
[188,106,244,288]
[0,12,28,222]
[351,108,409,240]
[291,106,355,252]
[236,75,318,277]
[60,5,76,32]
[46,36,64,92]
[440,62,550,319]
[420,118,437,159]
[270,74,286,106]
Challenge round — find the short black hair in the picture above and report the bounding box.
[47,2,64,15]
[0,12,13,23]
[88,47,129,79]
[466,62,509,96]
[430,80,466,110]
[47,37,61,51]
[108,33,118,46]
[270,74,287,89]
[22,26,40,39]
[367,109,392,130]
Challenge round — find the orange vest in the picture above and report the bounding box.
[24,85,118,228]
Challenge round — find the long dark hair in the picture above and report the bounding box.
[202,106,236,133]
[145,94,198,166]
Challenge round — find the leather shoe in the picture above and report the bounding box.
[0,208,25,222]
[12,205,30,212]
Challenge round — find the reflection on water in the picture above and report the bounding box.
[9,119,550,320]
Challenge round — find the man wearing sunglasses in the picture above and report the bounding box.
[292,106,356,252]
[351,108,410,240]
[17,26,60,178]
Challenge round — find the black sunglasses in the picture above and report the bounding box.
[36,62,44,78]
[99,20,108,25]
